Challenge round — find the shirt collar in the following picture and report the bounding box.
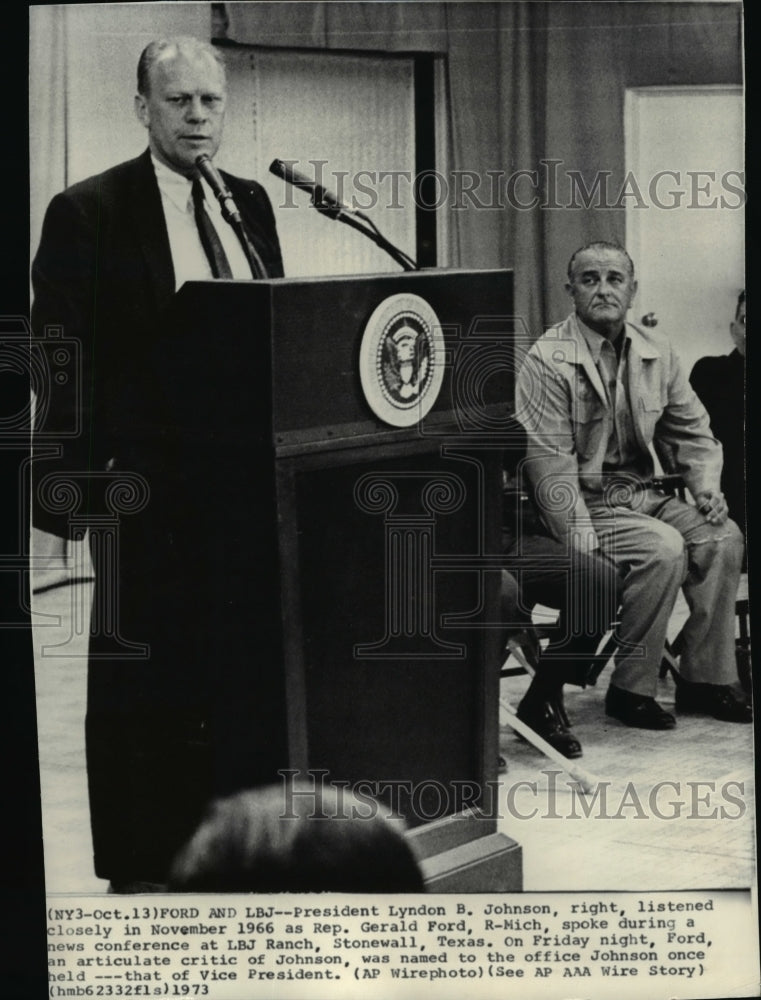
[577,316,630,364]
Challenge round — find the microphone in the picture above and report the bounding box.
[269,157,417,270]
[195,154,267,279]
[195,154,241,225]
[269,158,354,215]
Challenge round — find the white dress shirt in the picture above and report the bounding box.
[151,155,253,289]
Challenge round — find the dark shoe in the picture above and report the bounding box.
[550,688,570,729]
[516,696,583,759]
[605,684,676,730]
[520,669,573,727]
[674,678,752,723]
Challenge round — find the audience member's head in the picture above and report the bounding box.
[168,783,426,893]
[731,289,745,357]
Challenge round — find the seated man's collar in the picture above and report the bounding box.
[576,316,630,362]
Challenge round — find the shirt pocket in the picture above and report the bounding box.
[636,387,666,441]
[571,393,605,459]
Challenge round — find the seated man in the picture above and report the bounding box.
[689,290,746,538]
[500,426,620,759]
[516,241,748,729]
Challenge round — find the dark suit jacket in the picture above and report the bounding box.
[31,150,286,883]
[32,149,283,536]
[689,350,745,535]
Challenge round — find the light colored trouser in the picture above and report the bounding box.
[585,491,744,697]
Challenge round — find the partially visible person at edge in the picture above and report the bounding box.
[690,289,746,541]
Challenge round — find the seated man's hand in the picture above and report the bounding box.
[694,489,728,526]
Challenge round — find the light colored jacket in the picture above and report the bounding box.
[515,312,723,548]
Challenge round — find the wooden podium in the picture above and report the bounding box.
[153,268,522,890]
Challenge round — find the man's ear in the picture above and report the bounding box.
[134,94,149,128]
[565,280,574,298]
[630,279,639,301]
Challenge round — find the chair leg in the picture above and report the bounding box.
[734,591,751,695]
[498,696,599,793]
[736,643,752,697]
[585,628,618,687]
[500,627,541,678]
[505,637,536,677]
[659,640,680,681]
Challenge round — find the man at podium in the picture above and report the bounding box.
[32,36,283,890]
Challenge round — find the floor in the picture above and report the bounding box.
[497,596,756,891]
[32,566,755,895]
[33,573,105,894]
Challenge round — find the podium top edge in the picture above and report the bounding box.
[178,267,513,289]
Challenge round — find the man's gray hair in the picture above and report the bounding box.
[566,241,635,282]
[137,36,226,96]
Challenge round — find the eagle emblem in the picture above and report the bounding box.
[381,320,431,403]
[359,293,445,427]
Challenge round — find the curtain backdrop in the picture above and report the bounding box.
[225,2,449,51]
[224,1,742,336]
[30,2,743,340]
[29,8,67,264]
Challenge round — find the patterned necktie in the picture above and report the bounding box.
[191,179,233,279]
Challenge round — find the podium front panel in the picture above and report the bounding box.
[162,270,513,833]
[266,268,516,448]
[286,448,501,827]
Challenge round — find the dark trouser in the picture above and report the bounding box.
[502,534,620,687]
[85,445,288,885]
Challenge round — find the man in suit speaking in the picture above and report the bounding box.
[32,37,284,890]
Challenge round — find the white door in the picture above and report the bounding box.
[625,87,744,374]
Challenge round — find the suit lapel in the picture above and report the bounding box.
[124,155,281,291]
[127,151,176,312]
[224,173,282,278]
[226,176,265,241]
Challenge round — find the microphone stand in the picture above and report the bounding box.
[196,154,267,279]
[214,195,267,280]
[311,202,419,272]
[230,217,267,280]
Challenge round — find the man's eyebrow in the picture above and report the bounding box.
[577,266,626,279]
[165,89,224,96]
